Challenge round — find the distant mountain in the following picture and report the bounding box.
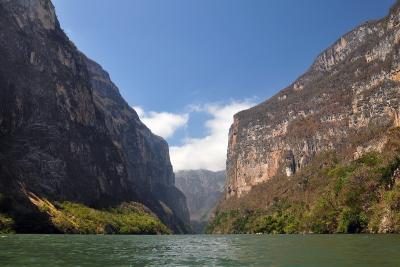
[175,170,225,233]
[209,1,400,234]
[0,0,189,234]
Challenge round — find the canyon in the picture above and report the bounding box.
[175,170,225,233]
[1,0,400,236]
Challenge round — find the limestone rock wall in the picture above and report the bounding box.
[225,1,400,199]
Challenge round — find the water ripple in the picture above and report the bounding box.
[0,235,399,266]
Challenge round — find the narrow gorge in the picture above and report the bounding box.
[175,170,225,233]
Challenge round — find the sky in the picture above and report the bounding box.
[52,0,395,171]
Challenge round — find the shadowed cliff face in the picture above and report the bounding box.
[0,0,189,233]
[224,1,400,200]
[85,57,190,233]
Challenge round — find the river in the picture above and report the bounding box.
[0,234,399,266]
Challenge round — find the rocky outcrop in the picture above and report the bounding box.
[225,1,400,199]
[175,170,225,233]
[0,0,189,233]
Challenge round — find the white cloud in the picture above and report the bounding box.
[170,100,255,172]
[133,106,188,139]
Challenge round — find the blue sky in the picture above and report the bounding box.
[52,0,395,171]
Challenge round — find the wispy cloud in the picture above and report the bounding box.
[134,100,256,171]
[170,100,255,171]
[133,106,189,139]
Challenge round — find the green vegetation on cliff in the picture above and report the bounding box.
[208,128,400,234]
[0,213,14,234]
[30,195,171,235]
[0,193,14,233]
[1,191,171,235]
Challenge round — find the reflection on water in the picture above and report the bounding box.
[0,234,399,266]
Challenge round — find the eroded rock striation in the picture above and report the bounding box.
[175,170,225,233]
[0,0,189,233]
[225,1,400,200]
[206,1,400,235]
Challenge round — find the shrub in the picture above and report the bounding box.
[336,208,368,233]
[308,197,339,233]
[0,214,14,234]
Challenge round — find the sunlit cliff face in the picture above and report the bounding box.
[225,3,400,199]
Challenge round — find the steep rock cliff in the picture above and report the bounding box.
[225,1,400,200]
[175,170,225,233]
[0,0,189,233]
[85,57,190,233]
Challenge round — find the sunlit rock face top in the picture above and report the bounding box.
[0,0,189,233]
[225,1,400,199]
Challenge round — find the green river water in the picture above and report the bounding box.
[0,234,399,266]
